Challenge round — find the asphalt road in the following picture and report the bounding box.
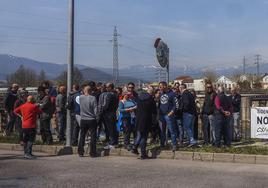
[1,150,268,188]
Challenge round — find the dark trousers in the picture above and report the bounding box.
[134,131,148,157]
[215,114,232,147]
[103,113,118,145]
[193,115,198,140]
[78,119,97,156]
[16,116,23,142]
[40,118,53,144]
[71,114,80,145]
[57,112,66,141]
[22,128,36,155]
[5,111,17,135]
[122,117,134,146]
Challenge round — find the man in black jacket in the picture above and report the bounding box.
[132,88,156,159]
[180,84,197,146]
[99,83,119,149]
[3,83,19,136]
[229,86,241,141]
[201,83,217,145]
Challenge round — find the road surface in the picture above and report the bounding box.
[0,150,268,188]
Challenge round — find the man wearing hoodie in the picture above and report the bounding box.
[131,87,156,159]
[158,81,177,151]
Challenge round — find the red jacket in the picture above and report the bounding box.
[14,102,42,129]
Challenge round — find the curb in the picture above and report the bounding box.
[1,143,268,165]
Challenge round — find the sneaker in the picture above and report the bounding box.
[2,131,6,137]
[78,154,84,157]
[104,145,115,150]
[30,154,37,159]
[172,146,177,152]
[90,153,98,158]
[24,154,33,159]
[131,148,139,155]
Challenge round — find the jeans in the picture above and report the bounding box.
[122,117,134,146]
[134,131,148,157]
[192,115,198,140]
[230,112,241,141]
[215,113,232,147]
[182,112,196,144]
[5,111,17,135]
[160,115,177,147]
[202,114,215,144]
[57,112,66,141]
[103,112,118,145]
[176,119,184,143]
[22,128,36,155]
[78,119,97,156]
[40,118,53,144]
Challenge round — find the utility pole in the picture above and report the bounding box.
[113,26,119,85]
[255,54,261,77]
[243,56,246,75]
[66,0,74,147]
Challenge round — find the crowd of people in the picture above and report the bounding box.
[1,80,242,159]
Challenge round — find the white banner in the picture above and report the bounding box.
[251,107,268,139]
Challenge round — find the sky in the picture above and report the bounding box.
[1,0,268,69]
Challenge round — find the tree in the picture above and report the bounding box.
[56,67,84,85]
[38,69,46,84]
[7,65,37,87]
[202,69,218,84]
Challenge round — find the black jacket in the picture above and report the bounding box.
[229,93,241,113]
[136,92,156,136]
[202,91,216,115]
[4,90,18,112]
[182,90,196,115]
[98,91,119,115]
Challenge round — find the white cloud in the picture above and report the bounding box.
[143,23,202,42]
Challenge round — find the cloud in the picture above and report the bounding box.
[143,23,202,42]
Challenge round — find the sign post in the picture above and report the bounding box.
[251,107,268,139]
[154,38,169,84]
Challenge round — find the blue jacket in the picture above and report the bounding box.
[159,90,176,115]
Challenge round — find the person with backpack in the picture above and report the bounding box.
[118,91,137,150]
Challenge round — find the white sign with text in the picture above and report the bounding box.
[251,107,268,139]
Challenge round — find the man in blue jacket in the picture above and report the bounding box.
[159,81,177,151]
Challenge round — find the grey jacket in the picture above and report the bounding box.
[79,95,98,121]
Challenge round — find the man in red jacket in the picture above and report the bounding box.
[14,96,42,159]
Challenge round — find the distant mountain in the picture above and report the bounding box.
[0,54,88,80]
[0,54,140,84]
